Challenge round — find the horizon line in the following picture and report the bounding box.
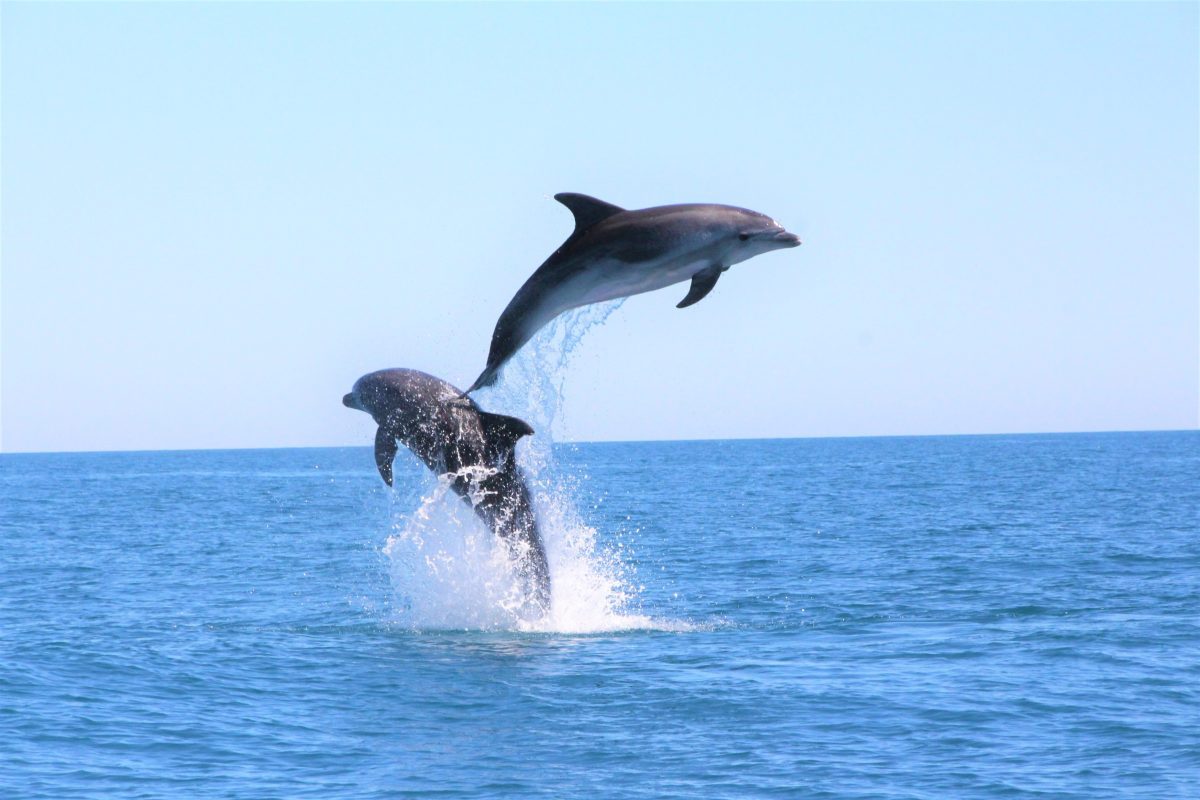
[0,426,1195,457]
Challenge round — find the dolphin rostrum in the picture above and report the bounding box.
[466,193,802,393]
[343,368,550,611]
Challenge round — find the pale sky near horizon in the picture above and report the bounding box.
[2,2,1197,453]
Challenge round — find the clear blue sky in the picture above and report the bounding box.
[2,2,1196,452]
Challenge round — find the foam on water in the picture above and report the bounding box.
[382,303,689,633]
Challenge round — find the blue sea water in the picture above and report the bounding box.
[1,431,1197,798]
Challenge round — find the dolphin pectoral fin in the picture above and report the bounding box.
[676,266,725,309]
[374,427,398,486]
[554,193,625,234]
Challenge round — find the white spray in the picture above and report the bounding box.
[382,302,683,633]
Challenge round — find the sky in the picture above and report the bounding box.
[2,2,1197,453]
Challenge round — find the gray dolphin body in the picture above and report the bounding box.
[466,193,802,393]
[343,368,550,611]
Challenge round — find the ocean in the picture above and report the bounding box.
[1,431,1197,798]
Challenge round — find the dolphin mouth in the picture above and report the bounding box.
[342,393,357,409]
[772,230,802,247]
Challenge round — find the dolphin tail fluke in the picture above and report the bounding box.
[465,365,499,395]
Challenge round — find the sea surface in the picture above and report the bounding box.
[1,431,1197,798]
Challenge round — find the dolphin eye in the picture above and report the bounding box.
[738,233,750,241]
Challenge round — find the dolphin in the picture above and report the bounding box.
[343,368,550,611]
[466,193,801,393]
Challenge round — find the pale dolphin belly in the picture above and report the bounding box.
[490,254,716,387]
[558,256,713,310]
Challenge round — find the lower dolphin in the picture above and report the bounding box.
[343,368,550,612]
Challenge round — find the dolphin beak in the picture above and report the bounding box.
[773,230,801,248]
[342,393,357,409]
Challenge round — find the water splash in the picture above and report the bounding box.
[479,300,625,465]
[383,302,686,633]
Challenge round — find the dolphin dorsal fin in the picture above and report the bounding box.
[479,411,534,455]
[555,193,624,234]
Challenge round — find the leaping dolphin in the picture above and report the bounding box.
[343,368,550,611]
[466,193,802,393]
